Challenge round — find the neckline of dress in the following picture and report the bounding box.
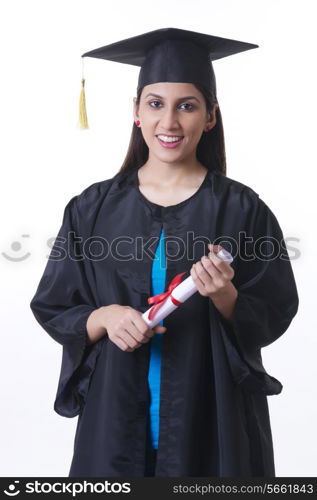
[133,168,211,212]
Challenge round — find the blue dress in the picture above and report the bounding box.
[147,228,166,449]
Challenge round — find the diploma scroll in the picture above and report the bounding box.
[142,248,233,328]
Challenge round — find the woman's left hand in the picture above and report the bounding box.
[190,244,235,298]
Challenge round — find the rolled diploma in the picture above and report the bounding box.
[142,248,233,328]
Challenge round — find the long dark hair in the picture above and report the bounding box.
[117,84,227,177]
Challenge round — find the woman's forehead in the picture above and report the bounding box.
[141,82,201,98]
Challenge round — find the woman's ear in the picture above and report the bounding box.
[205,103,219,131]
[133,97,139,121]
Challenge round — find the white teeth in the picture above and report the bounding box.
[157,135,183,143]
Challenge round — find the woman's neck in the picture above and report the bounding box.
[138,160,207,187]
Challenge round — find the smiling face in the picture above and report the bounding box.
[133,82,217,167]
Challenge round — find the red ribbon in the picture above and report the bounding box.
[147,271,187,321]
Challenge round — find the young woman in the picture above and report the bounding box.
[30,28,299,477]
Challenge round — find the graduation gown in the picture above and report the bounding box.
[29,168,299,477]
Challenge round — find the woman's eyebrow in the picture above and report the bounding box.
[145,93,200,103]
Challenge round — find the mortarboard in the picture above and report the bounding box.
[79,27,258,129]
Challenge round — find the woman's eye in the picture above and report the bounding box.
[180,103,194,111]
[149,100,162,108]
[148,101,195,111]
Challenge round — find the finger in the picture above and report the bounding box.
[130,312,155,339]
[204,254,224,278]
[120,328,143,349]
[193,262,206,287]
[190,264,210,296]
[122,316,150,343]
[154,325,167,333]
[208,243,223,253]
[115,336,133,352]
[208,252,234,280]
[198,258,222,284]
[125,323,146,344]
[203,256,229,288]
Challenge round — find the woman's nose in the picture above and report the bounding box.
[160,107,179,129]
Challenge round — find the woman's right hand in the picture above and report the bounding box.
[100,304,167,352]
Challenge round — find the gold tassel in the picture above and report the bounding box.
[79,78,89,129]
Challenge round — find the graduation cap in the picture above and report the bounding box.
[79,27,258,129]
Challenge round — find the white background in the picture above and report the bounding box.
[0,0,315,477]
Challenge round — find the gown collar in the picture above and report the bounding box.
[130,167,213,214]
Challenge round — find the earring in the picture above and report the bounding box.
[135,120,140,127]
[204,125,211,132]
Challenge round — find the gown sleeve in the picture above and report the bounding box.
[215,196,299,395]
[30,195,103,417]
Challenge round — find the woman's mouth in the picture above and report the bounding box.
[156,135,184,148]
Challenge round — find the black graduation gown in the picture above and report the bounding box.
[29,168,299,477]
